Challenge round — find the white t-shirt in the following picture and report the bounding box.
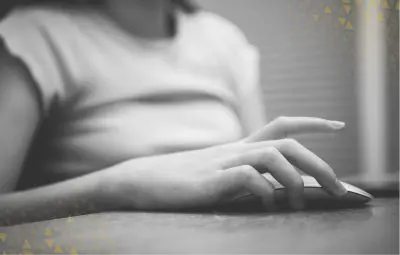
[0,5,260,188]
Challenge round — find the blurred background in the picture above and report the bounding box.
[199,0,399,189]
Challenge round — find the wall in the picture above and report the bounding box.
[198,0,399,177]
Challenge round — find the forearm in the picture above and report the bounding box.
[0,167,118,226]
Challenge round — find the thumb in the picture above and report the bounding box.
[244,116,345,143]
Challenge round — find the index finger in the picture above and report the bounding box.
[245,117,345,142]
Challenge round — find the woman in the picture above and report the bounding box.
[0,0,347,225]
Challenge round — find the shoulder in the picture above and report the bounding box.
[1,5,64,24]
[188,11,249,44]
[187,12,261,95]
[0,5,82,115]
[184,10,259,62]
[0,5,85,40]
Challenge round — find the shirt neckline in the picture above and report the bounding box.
[90,8,185,50]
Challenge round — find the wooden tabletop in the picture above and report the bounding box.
[0,198,398,254]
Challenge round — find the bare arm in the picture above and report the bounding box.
[0,43,41,192]
[0,45,117,226]
[0,41,347,226]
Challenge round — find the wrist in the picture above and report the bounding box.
[98,161,143,211]
[95,167,127,211]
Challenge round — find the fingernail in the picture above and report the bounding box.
[330,121,346,129]
[334,179,348,197]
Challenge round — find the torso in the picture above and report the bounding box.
[9,6,245,189]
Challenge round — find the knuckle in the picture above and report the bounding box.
[262,147,281,164]
[219,153,241,169]
[222,142,243,154]
[232,142,249,154]
[323,165,338,181]
[314,160,334,177]
[274,116,290,126]
[236,165,257,181]
[263,187,275,197]
[281,138,300,149]
[278,138,301,151]
[240,164,256,173]
[316,160,329,172]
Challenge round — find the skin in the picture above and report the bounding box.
[0,0,347,226]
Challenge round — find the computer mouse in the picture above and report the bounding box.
[220,174,374,211]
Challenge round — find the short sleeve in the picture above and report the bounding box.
[0,9,65,116]
[198,12,261,101]
[232,41,260,101]
[198,12,266,134]
[225,24,261,101]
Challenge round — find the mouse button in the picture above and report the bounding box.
[261,173,284,189]
[302,175,322,188]
[302,187,372,205]
[340,182,374,200]
[303,187,333,201]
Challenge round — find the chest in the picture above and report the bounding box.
[29,14,243,179]
[69,25,233,106]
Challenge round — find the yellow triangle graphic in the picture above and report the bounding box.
[0,232,7,242]
[313,14,320,21]
[45,228,53,237]
[22,240,31,250]
[324,6,332,13]
[383,0,390,8]
[70,247,79,255]
[45,238,54,248]
[377,12,384,21]
[343,4,352,14]
[338,17,347,25]
[54,245,63,254]
[346,21,354,30]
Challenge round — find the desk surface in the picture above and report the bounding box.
[1,198,398,254]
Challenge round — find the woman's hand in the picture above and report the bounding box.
[107,117,348,211]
